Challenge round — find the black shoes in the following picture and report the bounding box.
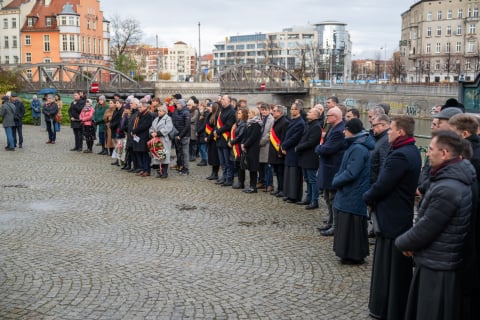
[305,202,319,210]
[197,160,207,166]
[215,178,225,185]
[317,224,332,232]
[206,173,218,180]
[243,187,257,193]
[296,200,310,205]
[222,181,233,187]
[232,182,244,189]
[320,227,334,236]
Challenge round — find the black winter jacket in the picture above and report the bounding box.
[172,108,190,139]
[395,159,475,270]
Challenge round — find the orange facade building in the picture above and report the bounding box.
[18,0,109,80]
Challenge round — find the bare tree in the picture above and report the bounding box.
[389,51,406,83]
[110,14,143,57]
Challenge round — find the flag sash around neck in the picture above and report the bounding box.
[216,114,231,141]
[205,123,216,140]
[230,123,241,159]
[270,126,281,152]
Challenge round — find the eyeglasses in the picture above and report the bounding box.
[372,122,387,127]
[326,114,335,117]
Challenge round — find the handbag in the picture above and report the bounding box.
[55,112,62,123]
[168,126,179,140]
[240,151,249,170]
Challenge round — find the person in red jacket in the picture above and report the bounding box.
[79,99,96,153]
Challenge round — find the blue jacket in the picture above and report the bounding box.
[333,131,375,216]
[31,99,41,118]
[281,116,305,167]
[315,121,346,190]
[363,138,422,239]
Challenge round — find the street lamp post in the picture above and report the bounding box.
[380,44,387,81]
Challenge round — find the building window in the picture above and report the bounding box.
[62,35,68,51]
[435,60,441,70]
[468,7,473,18]
[456,42,462,52]
[68,16,74,26]
[61,16,67,25]
[4,36,8,49]
[447,26,452,36]
[12,36,17,48]
[3,18,7,29]
[426,43,431,53]
[93,38,96,54]
[70,35,75,51]
[81,36,85,52]
[46,17,53,27]
[13,56,18,64]
[470,24,476,34]
[475,7,479,17]
[436,26,441,36]
[236,44,244,50]
[427,12,432,21]
[436,43,441,53]
[25,35,31,45]
[26,69,32,79]
[446,42,451,53]
[437,11,442,20]
[26,53,31,63]
[468,41,475,52]
[457,25,463,35]
[27,18,33,27]
[458,9,463,18]
[447,9,453,19]
[11,18,16,28]
[427,27,432,37]
[466,60,471,70]
[43,35,50,52]
[4,56,9,64]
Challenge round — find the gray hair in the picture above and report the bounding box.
[98,95,106,102]
[131,98,140,105]
[375,114,390,123]
[369,106,385,116]
[46,94,54,100]
[277,105,287,114]
[157,104,168,113]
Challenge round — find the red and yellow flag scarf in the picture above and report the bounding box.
[270,126,281,152]
[230,123,241,159]
[216,114,231,141]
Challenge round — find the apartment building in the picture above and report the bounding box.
[401,0,480,83]
[212,21,352,82]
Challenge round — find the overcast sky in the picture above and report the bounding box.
[100,0,420,59]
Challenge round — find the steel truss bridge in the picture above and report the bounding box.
[8,63,154,96]
[219,64,308,94]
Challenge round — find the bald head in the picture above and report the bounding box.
[326,107,343,125]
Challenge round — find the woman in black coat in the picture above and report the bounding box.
[241,107,263,193]
[131,101,154,176]
[228,108,248,189]
[205,102,221,180]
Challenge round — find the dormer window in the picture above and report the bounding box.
[46,17,53,27]
[27,17,34,27]
[60,16,66,25]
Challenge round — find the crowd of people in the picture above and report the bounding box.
[1,90,479,320]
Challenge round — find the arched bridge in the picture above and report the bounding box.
[219,64,308,94]
[9,63,154,96]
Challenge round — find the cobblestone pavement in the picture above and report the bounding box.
[0,125,373,320]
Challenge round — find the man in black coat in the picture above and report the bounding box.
[214,95,236,186]
[315,107,346,236]
[172,99,191,175]
[295,108,322,209]
[68,91,85,151]
[396,130,475,320]
[268,105,289,197]
[10,93,25,148]
[363,115,422,320]
[448,114,480,319]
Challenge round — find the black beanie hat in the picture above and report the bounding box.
[345,118,364,134]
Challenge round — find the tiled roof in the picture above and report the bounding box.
[2,0,29,10]
[22,0,80,31]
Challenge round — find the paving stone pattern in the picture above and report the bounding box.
[0,126,373,319]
